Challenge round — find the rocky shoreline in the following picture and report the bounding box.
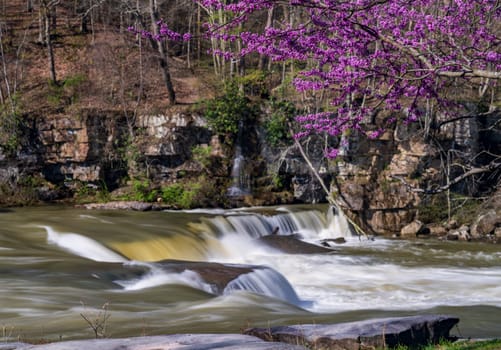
[0,315,460,350]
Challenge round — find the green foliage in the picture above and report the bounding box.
[235,70,268,97]
[418,192,482,225]
[73,181,110,203]
[264,99,298,146]
[47,74,87,106]
[132,179,158,202]
[0,94,22,156]
[192,145,212,169]
[417,193,450,224]
[203,81,256,143]
[160,182,200,209]
[161,183,185,205]
[387,339,501,350]
[271,174,284,190]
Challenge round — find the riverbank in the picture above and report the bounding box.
[0,315,469,350]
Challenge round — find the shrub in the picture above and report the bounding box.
[161,183,185,206]
[203,81,256,144]
[264,99,298,147]
[132,179,158,202]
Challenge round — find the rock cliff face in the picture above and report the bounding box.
[0,106,499,236]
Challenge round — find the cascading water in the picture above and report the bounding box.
[224,268,304,307]
[3,205,501,339]
[37,207,348,306]
[227,121,251,197]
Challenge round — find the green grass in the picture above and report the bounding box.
[392,339,501,350]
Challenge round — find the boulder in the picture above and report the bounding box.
[400,220,424,237]
[4,334,307,350]
[446,225,471,241]
[244,315,459,350]
[320,238,347,246]
[156,260,255,294]
[495,227,501,238]
[428,224,448,236]
[471,210,499,237]
[258,235,335,254]
[445,220,459,230]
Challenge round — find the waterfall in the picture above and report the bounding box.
[41,225,127,263]
[202,208,348,240]
[227,121,251,197]
[224,267,303,306]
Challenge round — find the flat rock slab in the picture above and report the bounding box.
[244,315,459,350]
[2,334,307,350]
[80,201,166,211]
[258,235,335,254]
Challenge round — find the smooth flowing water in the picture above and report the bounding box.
[1,205,500,342]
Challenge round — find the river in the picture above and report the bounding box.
[1,204,500,342]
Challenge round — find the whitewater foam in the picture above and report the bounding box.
[40,225,127,263]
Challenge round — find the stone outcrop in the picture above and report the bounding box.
[245,315,459,350]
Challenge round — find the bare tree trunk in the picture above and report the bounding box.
[149,0,176,104]
[44,6,57,84]
[39,1,59,85]
[258,6,273,71]
[38,5,45,43]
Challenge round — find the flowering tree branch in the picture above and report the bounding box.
[197,0,500,157]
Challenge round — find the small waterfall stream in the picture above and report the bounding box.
[227,121,251,196]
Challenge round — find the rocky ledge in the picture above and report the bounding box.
[1,315,459,350]
[245,315,459,350]
[78,201,166,211]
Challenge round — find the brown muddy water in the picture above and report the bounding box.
[0,205,500,342]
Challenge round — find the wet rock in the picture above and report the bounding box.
[416,226,431,238]
[258,235,335,254]
[446,225,471,241]
[445,220,459,230]
[156,260,255,294]
[428,224,448,236]
[6,334,306,350]
[400,220,423,237]
[320,237,347,246]
[471,210,499,237]
[244,315,459,350]
[495,227,501,238]
[81,201,155,211]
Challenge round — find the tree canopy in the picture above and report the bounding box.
[195,0,500,156]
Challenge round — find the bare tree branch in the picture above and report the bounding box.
[391,159,501,194]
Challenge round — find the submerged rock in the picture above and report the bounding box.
[156,260,255,294]
[258,235,335,254]
[244,315,459,350]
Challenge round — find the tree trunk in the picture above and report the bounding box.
[149,0,176,104]
[45,10,57,84]
[258,6,273,71]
